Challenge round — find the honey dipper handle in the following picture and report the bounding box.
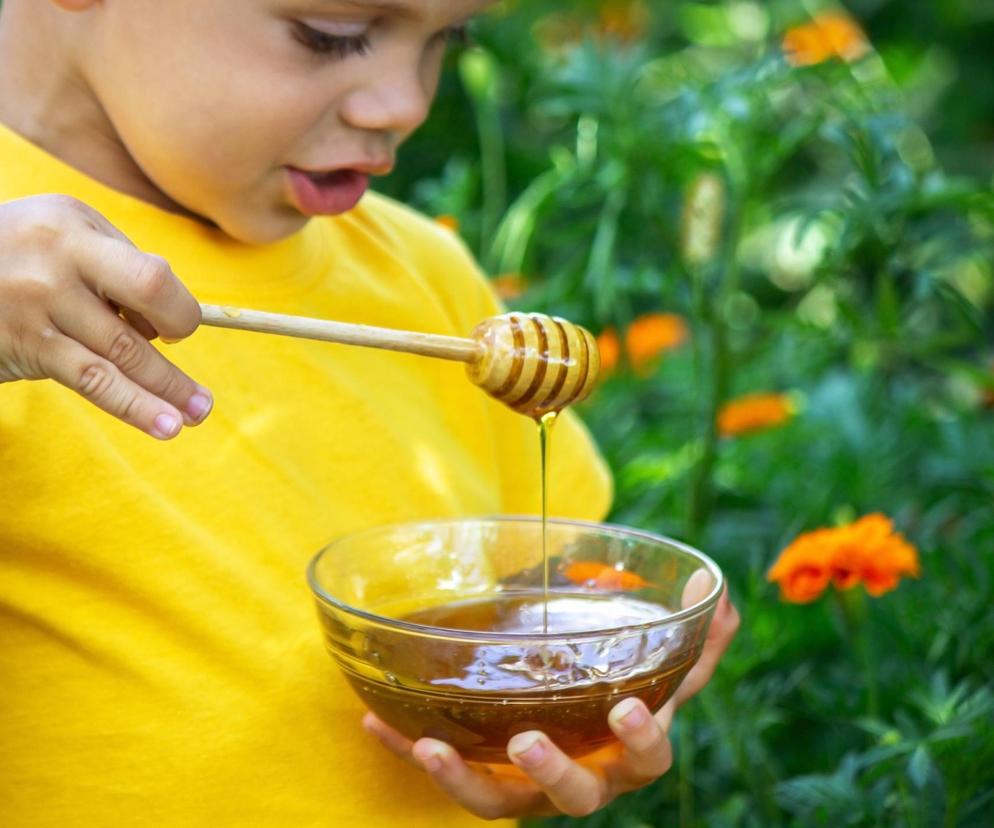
[199,304,484,364]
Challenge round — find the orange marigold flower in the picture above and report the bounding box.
[768,514,920,603]
[597,327,621,376]
[624,313,689,374]
[491,273,526,301]
[718,392,795,437]
[831,514,921,596]
[435,214,460,232]
[783,11,870,67]
[767,529,835,603]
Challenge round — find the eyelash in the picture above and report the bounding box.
[292,22,472,61]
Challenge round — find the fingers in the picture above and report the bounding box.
[37,330,186,440]
[364,713,549,819]
[673,586,740,707]
[607,698,674,786]
[72,234,201,343]
[505,732,608,818]
[411,738,546,820]
[52,290,212,428]
[681,567,715,609]
[0,196,212,439]
[361,713,420,769]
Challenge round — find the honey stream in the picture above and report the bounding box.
[538,411,559,635]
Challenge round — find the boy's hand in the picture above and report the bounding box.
[0,195,211,439]
[363,587,739,820]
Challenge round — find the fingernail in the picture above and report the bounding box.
[416,746,445,773]
[511,734,545,766]
[152,413,181,440]
[185,389,213,422]
[160,337,181,345]
[614,698,647,730]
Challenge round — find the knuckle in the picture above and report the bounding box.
[117,390,142,424]
[12,196,89,248]
[107,329,146,373]
[155,365,187,399]
[638,741,673,780]
[132,255,174,304]
[24,325,57,378]
[630,751,671,784]
[562,795,602,818]
[77,361,142,422]
[20,219,63,252]
[76,361,116,400]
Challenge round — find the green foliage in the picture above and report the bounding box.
[381,1,994,825]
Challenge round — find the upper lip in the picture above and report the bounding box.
[290,160,395,177]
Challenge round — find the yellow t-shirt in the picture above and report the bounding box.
[0,123,613,827]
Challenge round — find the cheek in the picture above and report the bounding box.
[157,90,318,180]
[94,10,328,192]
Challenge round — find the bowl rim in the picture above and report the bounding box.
[307,515,724,642]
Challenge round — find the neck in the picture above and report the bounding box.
[0,3,195,218]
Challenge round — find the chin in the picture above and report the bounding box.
[214,207,311,245]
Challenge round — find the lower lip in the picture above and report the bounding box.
[286,168,369,216]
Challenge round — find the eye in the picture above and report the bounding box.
[444,25,472,46]
[439,24,474,48]
[292,21,371,60]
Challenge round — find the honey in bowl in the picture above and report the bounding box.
[309,519,722,764]
[346,592,703,762]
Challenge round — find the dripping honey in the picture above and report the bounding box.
[538,410,557,634]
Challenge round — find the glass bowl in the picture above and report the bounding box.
[308,517,722,763]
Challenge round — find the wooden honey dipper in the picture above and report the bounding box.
[199,305,600,417]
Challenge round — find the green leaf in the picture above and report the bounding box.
[908,745,934,790]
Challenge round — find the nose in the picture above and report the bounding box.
[339,56,434,137]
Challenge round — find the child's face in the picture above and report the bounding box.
[82,0,489,242]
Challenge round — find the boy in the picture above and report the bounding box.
[0,1,738,824]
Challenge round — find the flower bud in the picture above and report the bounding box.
[681,173,726,267]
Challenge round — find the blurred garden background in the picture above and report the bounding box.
[378,1,994,826]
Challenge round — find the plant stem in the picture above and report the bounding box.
[832,588,879,719]
[687,203,739,546]
[678,709,694,828]
[474,94,507,268]
[943,794,961,828]
[899,772,920,828]
[687,313,729,546]
[586,184,627,321]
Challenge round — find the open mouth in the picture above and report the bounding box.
[286,167,370,216]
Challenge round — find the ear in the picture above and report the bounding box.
[51,0,99,10]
